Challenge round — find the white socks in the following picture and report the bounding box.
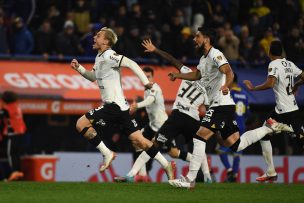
[138,164,147,176]
[127,151,151,177]
[260,140,276,175]
[187,138,206,182]
[201,153,211,181]
[186,152,192,162]
[96,141,111,156]
[154,152,169,168]
[237,126,273,152]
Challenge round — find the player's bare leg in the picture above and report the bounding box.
[76,115,116,173]
[116,131,175,181]
[169,118,293,188]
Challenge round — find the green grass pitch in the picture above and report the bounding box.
[0,182,303,203]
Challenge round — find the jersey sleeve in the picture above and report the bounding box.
[103,50,124,67]
[181,66,192,74]
[212,50,228,68]
[267,62,278,78]
[291,62,303,77]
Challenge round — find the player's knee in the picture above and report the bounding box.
[76,115,90,132]
[168,148,179,158]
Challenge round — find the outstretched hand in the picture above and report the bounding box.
[243,80,254,91]
[168,72,177,81]
[142,39,156,53]
[70,59,79,70]
[220,85,229,95]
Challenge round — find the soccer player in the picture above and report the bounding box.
[243,40,304,182]
[115,39,212,183]
[129,66,168,180]
[168,27,293,188]
[217,74,250,182]
[70,27,175,179]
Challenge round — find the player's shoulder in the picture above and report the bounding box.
[151,83,162,92]
[209,47,224,58]
[103,49,121,61]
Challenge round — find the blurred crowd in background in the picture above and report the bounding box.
[1,0,304,66]
[0,0,303,160]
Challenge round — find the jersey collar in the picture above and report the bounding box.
[97,48,111,57]
[204,47,213,58]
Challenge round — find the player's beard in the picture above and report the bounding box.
[195,43,205,56]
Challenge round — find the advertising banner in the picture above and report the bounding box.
[53,152,304,183]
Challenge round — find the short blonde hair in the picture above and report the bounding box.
[100,27,118,47]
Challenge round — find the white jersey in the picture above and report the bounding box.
[268,58,302,114]
[93,49,129,110]
[197,47,235,108]
[173,66,209,121]
[144,83,168,131]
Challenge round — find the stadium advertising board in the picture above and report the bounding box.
[50,153,304,183]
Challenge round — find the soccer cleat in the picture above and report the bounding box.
[7,171,24,181]
[204,178,213,184]
[265,118,294,134]
[256,173,278,182]
[164,161,176,180]
[99,151,116,173]
[114,175,134,183]
[169,175,195,189]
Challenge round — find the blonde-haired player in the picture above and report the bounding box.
[70,27,175,179]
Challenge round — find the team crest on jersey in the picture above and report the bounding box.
[217,56,222,61]
[268,68,272,72]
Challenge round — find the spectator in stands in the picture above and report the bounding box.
[0,91,26,181]
[113,24,128,56]
[259,28,277,54]
[11,17,34,54]
[174,27,195,62]
[81,23,101,56]
[191,13,205,34]
[248,13,264,39]
[34,20,56,59]
[72,0,90,35]
[284,26,304,63]
[0,12,9,54]
[249,0,272,30]
[55,20,83,58]
[218,29,240,61]
[211,3,227,28]
[128,3,144,30]
[124,25,142,58]
[47,5,64,33]
[115,5,128,27]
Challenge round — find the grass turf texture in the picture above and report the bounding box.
[0,182,303,203]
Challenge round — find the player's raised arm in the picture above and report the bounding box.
[70,59,96,82]
[120,57,152,89]
[142,39,183,70]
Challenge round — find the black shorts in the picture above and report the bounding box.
[85,103,139,136]
[142,124,156,141]
[201,105,239,140]
[155,109,200,149]
[269,110,304,138]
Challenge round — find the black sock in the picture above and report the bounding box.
[145,145,159,158]
[88,135,102,147]
[179,150,188,161]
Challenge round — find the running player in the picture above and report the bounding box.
[114,39,212,183]
[243,40,304,182]
[70,27,175,179]
[129,66,168,181]
[168,27,293,189]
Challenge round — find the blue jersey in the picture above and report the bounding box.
[230,86,250,135]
